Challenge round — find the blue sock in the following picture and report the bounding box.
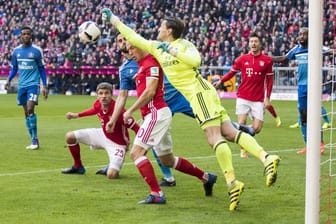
[28,113,37,140]
[321,107,330,123]
[151,148,173,180]
[25,118,33,139]
[301,124,307,143]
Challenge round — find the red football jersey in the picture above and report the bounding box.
[78,100,138,145]
[232,53,273,102]
[135,54,167,117]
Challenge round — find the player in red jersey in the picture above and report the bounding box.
[61,82,140,179]
[214,32,277,157]
[124,42,217,204]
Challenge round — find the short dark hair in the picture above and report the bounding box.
[164,17,185,39]
[21,26,32,33]
[249,32,262,44]
[96,82,113,92]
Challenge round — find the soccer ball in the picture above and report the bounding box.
[78,21,101,44]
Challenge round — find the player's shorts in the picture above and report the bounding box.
[134,107,173,156]
[236,98,264,121]
[74,128,127,171]
[298,85,308,111]
[189,89,231,129]
[17,85,39,106]
[165,92,194,118]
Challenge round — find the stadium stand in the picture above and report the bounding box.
[0,0,334,95]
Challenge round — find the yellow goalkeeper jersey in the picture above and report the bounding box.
[117,22,216,101]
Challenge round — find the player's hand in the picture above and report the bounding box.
[101,8,113,22]
[66,112,78,120]
[4,81,10,90]
[264,97,271,108]
[42,86,48,100]
[106,119,116,133]
[213,80,221,88]
[157,42,170,53]
[123,110,132,125]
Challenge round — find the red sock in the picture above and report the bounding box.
[174,157,206,182]
[135,156,161,194]
[266,105,278,118]
[68,144,83,168]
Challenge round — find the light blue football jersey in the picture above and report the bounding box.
[9,44,46,88]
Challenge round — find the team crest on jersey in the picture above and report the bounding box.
[150,67,159,77]
[28,52,34,58]
[259,60,265,66]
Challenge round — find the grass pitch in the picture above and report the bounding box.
[0,94,334,224]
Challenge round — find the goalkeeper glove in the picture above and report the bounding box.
[157,42,171,53]
[101,8,113,22]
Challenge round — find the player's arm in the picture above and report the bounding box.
[264,73,274,107]
[36,47,48,99]
[66,107,97,120]
[101,8,158,56]
[106,89,128,133]
[39,65,48,100]
[119,108,140,134]
[5,53,18,90]
[166,43,201,68]
[123,77,158,122]
[213,69,237,88]
[271,55,288,63]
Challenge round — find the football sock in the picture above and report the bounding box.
[301,124,307,143]
[266,105,278,118]
[27,113,37,140]
[173,157,205,182]
[152,148,174,180]
[235,131,266,162]
[68,143,83,168]
[321,106,330,123]
[25,117,33,139]
[134,156,161,194]
[213,139,235,184]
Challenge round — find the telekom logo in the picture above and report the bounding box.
[246,68,253,77]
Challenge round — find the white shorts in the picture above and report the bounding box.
[74,128,127,171]
[236,98,264,121]
[134,107,173,156]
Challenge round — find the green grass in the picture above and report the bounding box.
[0,94,335,224]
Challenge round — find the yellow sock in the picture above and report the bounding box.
[235,131,267,162]
[214,139,235,184]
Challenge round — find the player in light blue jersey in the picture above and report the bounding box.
[5,26,48,150]
[273,27,334,155]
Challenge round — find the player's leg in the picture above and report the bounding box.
[151,148,176,186]
[203,120,243,211]
[25,86,40,149]
[321,106,331,129]
[105,142,127,179]
[289,115,301,128]
[155,128,216,196]
[61,130,86,174]
[297,89,308,154]
[236,98,250,158]
[131,108,173,204]
[131,144,166,204]
[265,104,281,127]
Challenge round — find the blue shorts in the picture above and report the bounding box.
[298,85,307,111]
[17,85,39,106]
[165,92,194,118]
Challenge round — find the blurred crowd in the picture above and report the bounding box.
[0,0,335,94]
